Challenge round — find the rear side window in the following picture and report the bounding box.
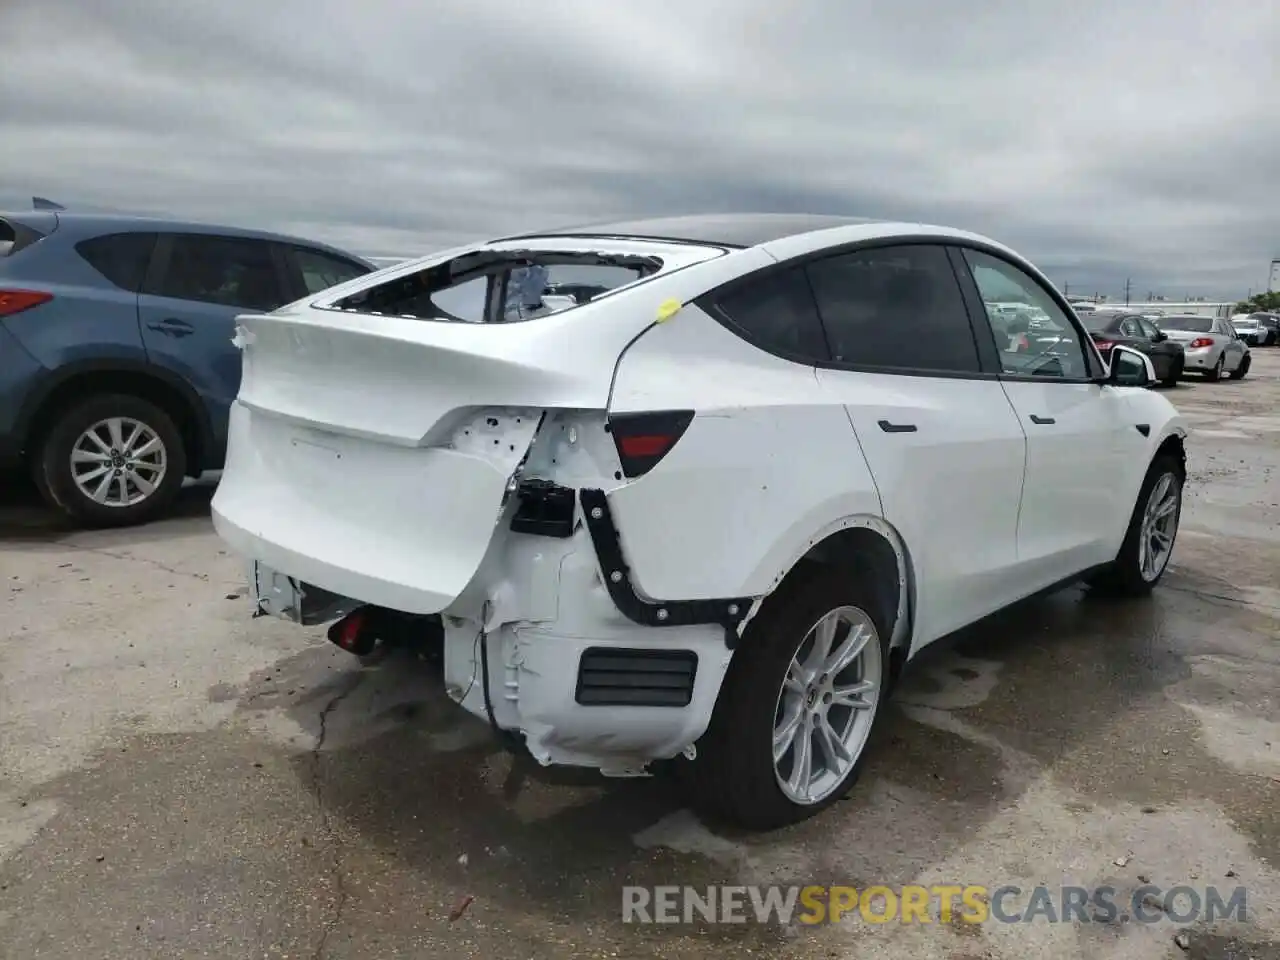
[805,244,981,373]
[0,217,49,258]
[76,233,158,292]
[700,266,830,361]
[292,246,370,295]
[157,235,286,311]
[1118,316,1144,338]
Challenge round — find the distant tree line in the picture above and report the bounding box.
[1235,291,1280,313]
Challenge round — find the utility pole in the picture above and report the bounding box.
[1124,278,1131,305]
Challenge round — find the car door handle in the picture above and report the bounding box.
[877,420,918,433]
[147,317,195,338]
[1029,415,1056,425]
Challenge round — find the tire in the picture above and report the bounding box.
[37,393,187,528]
[1087,453,1184,596]
[680,565,892,830]
[1204,353,1224,381]
[1229,354,1250,380]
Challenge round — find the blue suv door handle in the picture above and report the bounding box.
[147,317,195,338]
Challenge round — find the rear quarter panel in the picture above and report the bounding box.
[606,301,884,602]
[5,289,147,372]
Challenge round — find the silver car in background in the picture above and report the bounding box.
[1159,314,1250,381]
[1231,314,1265,346]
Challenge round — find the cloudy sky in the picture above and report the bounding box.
[2,0,1276,299]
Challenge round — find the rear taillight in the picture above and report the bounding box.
[1093,339,1114,351]
[1189,338,1214,349]
[607,410,694,478]
[0,289,53,317]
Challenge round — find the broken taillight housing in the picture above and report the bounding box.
[607,410,694,479]
[0,289,53,317]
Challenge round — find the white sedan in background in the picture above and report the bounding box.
[1160,314,1250,380]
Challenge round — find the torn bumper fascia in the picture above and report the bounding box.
[438,485,753,773]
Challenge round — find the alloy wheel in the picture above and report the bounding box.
[70,417,168,508]
[772,605,882,805]
[1138,472,1180,582]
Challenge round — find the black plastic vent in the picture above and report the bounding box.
[509,479,576,538]
[575,648,698,707]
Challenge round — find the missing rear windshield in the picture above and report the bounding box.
[329,249,663,323]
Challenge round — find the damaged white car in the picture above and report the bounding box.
[212,213,1188,830]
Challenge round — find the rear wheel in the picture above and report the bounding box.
[37,393,187,528]
[1228,354,1250,380]
[1088,453,1183,596]
[1204,353,1224,381]
[681,566,891,830]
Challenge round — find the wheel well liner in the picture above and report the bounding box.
[17,361,215,476]
[778,525,910,650]
[1156,432,1186,466]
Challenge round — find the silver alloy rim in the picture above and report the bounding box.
[70,417,167,508]
[1138,472,1180,582]
[772,605,882,805]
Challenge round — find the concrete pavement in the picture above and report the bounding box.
[2,350,1278,959]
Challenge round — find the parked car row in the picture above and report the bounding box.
[1079,308,1253,385]
[0,202,1264,539]
[1231,311,1280,346]
[0,208,374,526]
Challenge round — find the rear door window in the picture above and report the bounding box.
[805,244,981,373]
[290,246,370,295]
[1118,317,1144,338]
[700,265,830,361]
[156,235,287,311]
[76,233,158,292]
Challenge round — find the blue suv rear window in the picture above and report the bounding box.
[76,233,158,292]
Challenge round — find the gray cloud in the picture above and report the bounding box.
[1,0,1276,298]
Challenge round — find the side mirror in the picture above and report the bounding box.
[1152,330,1168,342]
[1108,344,1154,387]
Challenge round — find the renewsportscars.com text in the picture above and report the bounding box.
[622,884,1247,926]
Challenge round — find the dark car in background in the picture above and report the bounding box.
[1080,310,1185,387]
[0,210,374,527]
[1246,313,1279,346]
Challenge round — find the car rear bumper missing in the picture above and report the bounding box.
[245,556,733,773]
[248,560,362,625]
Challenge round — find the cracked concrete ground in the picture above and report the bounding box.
[2,350,1278,960]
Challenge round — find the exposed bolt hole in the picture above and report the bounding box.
[614,471,622,480]
[509,444,515,451]
[486,417,499,427]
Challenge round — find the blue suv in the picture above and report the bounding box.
[0,210,373,527]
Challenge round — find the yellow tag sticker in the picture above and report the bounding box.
[655,298,682,323]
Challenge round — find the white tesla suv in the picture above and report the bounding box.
[212,214,1188,830]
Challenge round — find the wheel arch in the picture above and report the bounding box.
[743,513,917,684]
[16,360,215,476]
[1153,427,1187,478]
